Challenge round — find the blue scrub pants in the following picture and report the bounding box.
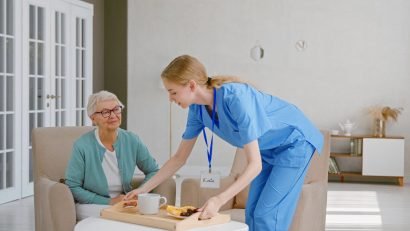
[245,141,315,231]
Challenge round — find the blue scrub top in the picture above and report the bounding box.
[182,83,323,167]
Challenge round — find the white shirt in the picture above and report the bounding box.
[95,129,123,198]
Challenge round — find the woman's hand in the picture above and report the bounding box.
[123,188,144,201]
[109,194,125,205]
[198,196,224,220]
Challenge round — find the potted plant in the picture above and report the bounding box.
[368,106,403,137]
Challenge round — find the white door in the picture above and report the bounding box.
[0,0,22,204]
[50,0,93,127]
[21,0,49,197]
[71,3,93,126]
[20,0,92,198]
[50,0,70,127]
[0,0,92,203]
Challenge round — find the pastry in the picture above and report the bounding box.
[166,205,198,217]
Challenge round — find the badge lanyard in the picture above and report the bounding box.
[199,88,216,174]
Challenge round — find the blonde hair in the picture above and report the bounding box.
[87,90,124,117]
[161,55,242,89]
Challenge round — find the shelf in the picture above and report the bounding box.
[331,135,365,139]
[329,134,405,186]
[329,171,362,176]
[328,172,404,186]
[331,134,404,139]
[330,153,362,158]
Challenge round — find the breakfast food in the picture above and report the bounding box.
[166,205,199,217]
[123,200,138,208]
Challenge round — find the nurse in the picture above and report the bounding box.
[125,55,323,231]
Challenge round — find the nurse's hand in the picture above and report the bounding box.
[123,188,144,201]
[198,196,223,220]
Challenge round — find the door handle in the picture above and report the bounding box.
[46,94,55,99]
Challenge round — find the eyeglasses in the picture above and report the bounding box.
[94,105,123,118]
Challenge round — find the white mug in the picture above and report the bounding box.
[138,193,167,215]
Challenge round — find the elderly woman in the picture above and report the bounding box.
[65,90,159,220]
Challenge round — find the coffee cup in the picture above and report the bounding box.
[137,193,167,215]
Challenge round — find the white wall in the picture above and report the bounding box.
[127,0,410,182]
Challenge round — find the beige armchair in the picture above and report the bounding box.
[181,131,330,231]
[33,126,176,231]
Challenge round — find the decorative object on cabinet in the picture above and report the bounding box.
[329,134,404,186]
[368,106,403,137]
[338,119,356,136]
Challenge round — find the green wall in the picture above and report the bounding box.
[104,0,127,129]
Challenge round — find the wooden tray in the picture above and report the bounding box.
[100,202,231,231]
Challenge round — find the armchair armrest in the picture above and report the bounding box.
[290,180,328,231]
[49,181,76,231]
[35,177,76,231]
[180,175,236,211]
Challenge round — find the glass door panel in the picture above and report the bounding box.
[74,17,86,126]
[22,3,48,197]
[52,10,68,127]
[75,5,92,126]
[0,0,19,204]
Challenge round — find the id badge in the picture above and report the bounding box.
[200,171,221,188]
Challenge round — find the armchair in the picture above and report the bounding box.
[180,130,330,231]
[33,126,176,231]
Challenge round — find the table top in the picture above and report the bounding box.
[75,216,248,231]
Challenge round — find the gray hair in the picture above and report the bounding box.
[87,90,124,117]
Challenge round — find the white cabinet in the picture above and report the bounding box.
[329,135,405,186]
[362,138,404,177]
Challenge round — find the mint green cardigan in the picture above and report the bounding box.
[65,128,159,205]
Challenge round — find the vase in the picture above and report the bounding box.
[373,119,386,137]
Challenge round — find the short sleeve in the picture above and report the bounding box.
[182,105,204,140]
[227,91,271,145]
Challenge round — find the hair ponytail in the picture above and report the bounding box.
[161,55,243,88]
[206,75,243,89]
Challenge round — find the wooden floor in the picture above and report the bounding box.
[1,182,409,231]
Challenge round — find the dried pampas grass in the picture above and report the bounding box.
[368,106,403,122]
